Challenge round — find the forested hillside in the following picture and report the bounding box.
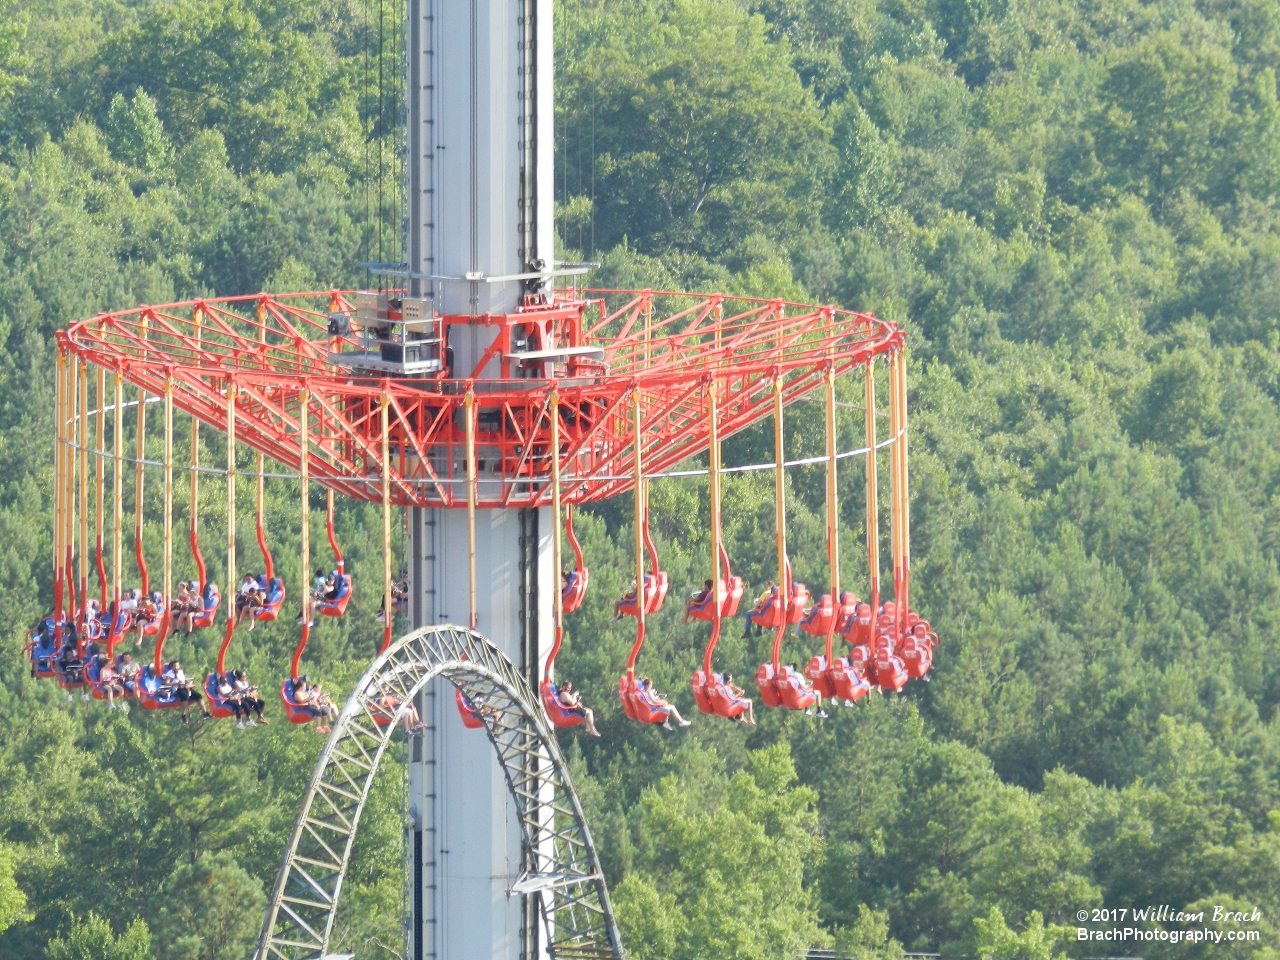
[1,0,1279,957]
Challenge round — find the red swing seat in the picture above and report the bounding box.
[833,591,860,634]
[874,648,909,692]
[805,654,871,703]
[614,573,665,619]
[55,651,86,691]
[848,643,877,685]
[840,601,875,645]
[84,655,108,700]
[646,571,670,612]
[617,674,670,724]
[690,670,751,719]
[317,575,352,617]
[540,678,586,728]
[900,635,933,679]
[205,672,239,719]
[189,589,221,630]
[776,664,818,710]
[255,578,285,621]
[85,648,128,702]
[748,588,782,630]
[799,593,836,637]
[754,662,818,711]
[139,604,163,638]
[562,569,588,614]
[752,581,812,630]
[28,623,57,678]
[366,694,401,728]
[685,576,745,622]
[455,688,485,729]
[138,664,183,710]
[280,678,323,724]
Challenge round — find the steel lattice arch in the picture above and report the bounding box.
[254,624,623,960]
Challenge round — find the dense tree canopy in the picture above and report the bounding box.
[0,0,1279,956]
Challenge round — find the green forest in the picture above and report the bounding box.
[1,0,1280,956]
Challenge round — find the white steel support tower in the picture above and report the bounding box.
[404,0,557,956]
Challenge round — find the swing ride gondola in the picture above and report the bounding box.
[41,288,932,730]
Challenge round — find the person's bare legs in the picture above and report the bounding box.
[666,704,691,727]
[582,707,601,737]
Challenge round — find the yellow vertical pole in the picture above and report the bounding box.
[632,391,645,661]
[256,302,267,581]
[708,380,722,611]
[160,376,173,652]
[226,379,236,627]
[191,308,201,582]
[135,383,147,593]
[96,367,105,607]
[299,389,310,626]
[112,373,124,647]
[771,376,787,671]
[54,351,65,637]
[191,416,199,550]
[865,361,879,613]
[69,355,79,618]
[79,358,89,622]
[380,391,393,647]
[550,392,563,636]
[896,352,910,623]
[464,390,477,630]
[824,364,839,663]
[67,355,77,618]
[643,297,653,367]
[887,351,902,633]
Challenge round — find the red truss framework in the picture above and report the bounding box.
[59,291,905,508]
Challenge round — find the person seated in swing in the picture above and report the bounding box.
[684,579,714,622]
[119,588,140,620]
[117,652,140,698]
[562,568,580,600]
[295,676,338,731]
[639,677,691,730]
[742,582,776,637]
[370,681,425,735]
[181,582,203,632]
[122,589,146,642]
[722,672,756,725]
[556,680,601,737]
[214,671,242,721]
[59,639,83,684]
[241,585,266,629]
[323,570,342,602]
[232,670,267,726]
[98,656,125,708]
[160,661,208,721]
[131,594,158,644]
[234,574,258,625]
[82,600,103,642]
[614,578,642,619]
[171,582,191,624]
[175,584,194,631]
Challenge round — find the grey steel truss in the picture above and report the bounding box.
[253,624,625,960]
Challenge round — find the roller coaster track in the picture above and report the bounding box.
[254,625,625,960]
